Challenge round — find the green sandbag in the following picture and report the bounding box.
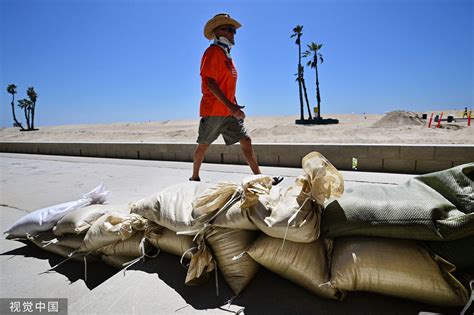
[322,163,474,241]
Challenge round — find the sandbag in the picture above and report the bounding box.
[79,212,147,253]
[5,184,110,237]
[53,204,129,236]
[130,182,209,233]
[98,231,147,257]
[212,201,259,230]
[249,184,320,243]
[322,163,474,241]
[248,152,344,243]
[28,231,96,263]
[185,235,215,286]
[192,175,272,230]
[247,235,338,299]
[330,236,469,306]
[205,227,260,295]
[145,225,195,258]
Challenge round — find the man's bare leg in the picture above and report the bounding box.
[191,143,210,181]
[239,137,261,175]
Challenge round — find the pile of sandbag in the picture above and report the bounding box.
[4,155,472,308]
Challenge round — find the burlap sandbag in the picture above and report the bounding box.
[79,212,148,253]
[247,235,338,300]
[28,231,96,263]
[248,152,344,243]
[53,204,129,236]
[97,231,147,257]
[205,227,260,295]
[185,235,215,286]
[322,163,474,241]
[330,236,469,306]
[130,182,209,234]
[249,185,320,243]
[192,176,272,230]
[145,225,195,259]
[212,201,259,230]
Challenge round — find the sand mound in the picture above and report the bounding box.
[373,110,424,128]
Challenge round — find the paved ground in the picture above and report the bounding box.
[0,153,463,314]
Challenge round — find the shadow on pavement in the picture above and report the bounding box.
[1,241,117,290]
[128,252,462,315]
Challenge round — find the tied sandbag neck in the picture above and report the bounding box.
[121,236,160,276]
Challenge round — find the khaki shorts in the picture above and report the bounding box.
[197,116,248,145]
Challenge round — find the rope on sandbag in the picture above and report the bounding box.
[281,195,312,250]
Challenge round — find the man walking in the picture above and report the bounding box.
[191,13,282,185]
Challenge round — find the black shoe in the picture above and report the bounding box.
[189,177,201,182]
[272,176,284,186]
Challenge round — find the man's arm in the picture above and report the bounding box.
[206,77,245,120]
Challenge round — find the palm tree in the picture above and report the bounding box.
[6,84,24,129]
[303,42,324,119]
[18,98,32,130]
[291,25,304,121]
[27,87,38,130]
[300,66,313,119]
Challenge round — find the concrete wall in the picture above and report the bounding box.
[1,142,472,174]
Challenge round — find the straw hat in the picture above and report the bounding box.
[204,13,242,40]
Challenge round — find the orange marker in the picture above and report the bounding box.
[428,113,433,128]
[436,112,443,128]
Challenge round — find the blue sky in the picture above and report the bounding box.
[1,0,472,127]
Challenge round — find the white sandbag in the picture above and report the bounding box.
[79,212,147,253]
[130,182,209,233]
[205,227,260,295]
[53,204,129,236]
[4,184,111,237]
[330,237,469,306]
[247,235,338,300]
[145,225,195,258]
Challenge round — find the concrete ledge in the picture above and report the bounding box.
[0,142,472,174]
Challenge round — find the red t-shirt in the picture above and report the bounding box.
[200,45,238,117]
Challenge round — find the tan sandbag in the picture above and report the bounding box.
[192,175,272,230]
[247,235,338,300]
[330,237,469,306]
[205,227,260,295]
[53,204,129,236]
[185,236,215,286]
[130,182,209,233]
[79,212,147,253]
[192,182,239,218]
[28,231,96,263]
[249,184,321,243]
[98,231,146,257]
[301,152,344,205]
[101,255,136,269]
[145,225,195,258]
[212,202,259,230]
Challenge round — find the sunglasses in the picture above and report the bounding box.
[219,26,236,34]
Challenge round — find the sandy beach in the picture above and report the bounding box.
[0,110,472,145]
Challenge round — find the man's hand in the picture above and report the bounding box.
[231,104,246,120]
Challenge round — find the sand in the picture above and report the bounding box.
[0,110,472,145]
